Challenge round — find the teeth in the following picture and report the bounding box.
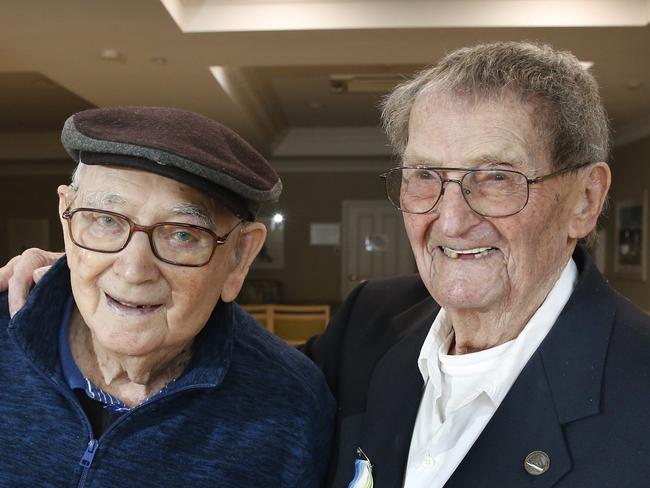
[442,246,493,259]
[107,293,156,309]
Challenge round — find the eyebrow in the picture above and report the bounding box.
[170,203,215,228]
[81,191,127,208]
[475,155,524,168]
[402,155,527,170]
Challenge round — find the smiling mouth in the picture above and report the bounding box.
[440,246,497,259]
[105,293,162,313]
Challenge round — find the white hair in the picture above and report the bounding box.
[70,162,86,191]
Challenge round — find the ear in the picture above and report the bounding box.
[220,221,267,303]
[568,162,611,239]
[57,185,75,243]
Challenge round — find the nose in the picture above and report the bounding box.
[112,230,160,284]
[434,179,482,237]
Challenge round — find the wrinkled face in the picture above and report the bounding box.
[403,92,581,315]
[59,165,242,357]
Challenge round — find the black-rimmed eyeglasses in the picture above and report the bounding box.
[380,162,592,218]
[61,207,242,267]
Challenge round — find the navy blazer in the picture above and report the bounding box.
[304,247,650,487]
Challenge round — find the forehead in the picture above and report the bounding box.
[405,91,550,171]
[75,165,224,219]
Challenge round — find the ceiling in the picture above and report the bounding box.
[1,0,649,170]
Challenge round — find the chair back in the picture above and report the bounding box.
[241,304,275,332]
[272,305,330,345]
[241,304,330,344]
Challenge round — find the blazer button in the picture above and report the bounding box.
[524,450,550,475]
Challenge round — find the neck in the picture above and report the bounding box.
[68,310,191,407]
[445,258,569,355]
[446,306,528,355]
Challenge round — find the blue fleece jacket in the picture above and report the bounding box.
[0,258,334,487]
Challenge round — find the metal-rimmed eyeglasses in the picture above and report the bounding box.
[380,162,592,218]
[61,207,243,267]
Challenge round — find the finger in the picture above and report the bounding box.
[33,266,51,284]
[0,255,20,291]
[7,249,64,318]
[8,273,33,318]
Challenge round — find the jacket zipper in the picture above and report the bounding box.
[73,383,215,486]
[77,439,98,488]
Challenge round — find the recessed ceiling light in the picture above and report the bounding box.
[99,48,121,61]
[625,80,643,90]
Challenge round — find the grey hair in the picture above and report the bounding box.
[380,41,610,170]
[380,41,610,246]
[70,162,85,191]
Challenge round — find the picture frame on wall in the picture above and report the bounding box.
[614,189,648,281]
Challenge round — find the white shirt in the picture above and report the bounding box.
[403,258,578,488]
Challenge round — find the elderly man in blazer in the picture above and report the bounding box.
[3,42,650,488]
[303,41,650,487]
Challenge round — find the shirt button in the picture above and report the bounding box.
[423,455,435,467]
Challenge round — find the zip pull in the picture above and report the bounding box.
[79,439,98,468]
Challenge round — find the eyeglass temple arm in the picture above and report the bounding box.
[527,161,592,185]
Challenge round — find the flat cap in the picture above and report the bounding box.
[61,106,282,220]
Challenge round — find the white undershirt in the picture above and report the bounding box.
[403,258,578,488]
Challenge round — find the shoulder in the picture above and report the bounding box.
[607,292,650,364]
[338,273,432,324]
[229,303,334,408]
[352,273,429,301]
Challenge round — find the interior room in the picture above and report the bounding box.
[1,0,649,342]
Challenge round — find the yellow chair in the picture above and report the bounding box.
[271,305,330,346]
[241,304,275,333]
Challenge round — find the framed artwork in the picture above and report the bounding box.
[614,189,648,281]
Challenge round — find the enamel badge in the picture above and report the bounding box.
[347,447,373,488]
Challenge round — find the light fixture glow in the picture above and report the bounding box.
[272,213,284,224]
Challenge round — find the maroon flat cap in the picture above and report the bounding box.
[61,106,282,220]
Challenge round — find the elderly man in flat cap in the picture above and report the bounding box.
[0,106,334,487]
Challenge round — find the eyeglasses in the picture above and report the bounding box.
[380,162,592,218]
[61,207,242,267]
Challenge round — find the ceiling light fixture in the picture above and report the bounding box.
[329,74,404,94]
[99,48,122,61]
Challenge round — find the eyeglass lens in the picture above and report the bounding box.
[68,210,217,266]
[384,168,530,217]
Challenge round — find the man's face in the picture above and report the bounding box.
[402,92,581,318]
[58,165,254,357]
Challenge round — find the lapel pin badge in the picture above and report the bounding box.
[524,450,551,476]
[348,447,374,488]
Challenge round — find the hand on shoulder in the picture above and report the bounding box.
[0,248,63,317]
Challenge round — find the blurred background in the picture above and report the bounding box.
[1,0,649,312]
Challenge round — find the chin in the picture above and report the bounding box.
[94,332,163,357]
[433,285,502,312]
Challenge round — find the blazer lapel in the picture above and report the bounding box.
[359,298,439,488]
[447,249,616,487]
[445,352,573,487]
